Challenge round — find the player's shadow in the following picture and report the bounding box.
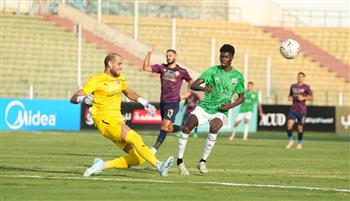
[48,152,115,158]
[0,165,81,175]
[220,143,269,147]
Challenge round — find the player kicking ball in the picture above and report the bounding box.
[285,72,313,150]
[229,81,263,141]
[176,44,245,175]
[70,53,174,177]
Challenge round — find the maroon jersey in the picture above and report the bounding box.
[184,92,200,114]
[289,83,313,114]
[151,64,192,103]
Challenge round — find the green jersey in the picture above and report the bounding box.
[239,90,259,113]
[198,66,245,115]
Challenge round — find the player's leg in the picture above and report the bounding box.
[84,119,124,177]
[286,111,296,149]
[242,118,250,140]
[153,102,179,152]
[243,112,252,140]
[198,116,224,174]
[177,114,199,176]
[229,119,241,140]
[105,144,146,169]
[96,118,173,176]
[230,112,245,140]
[120,124,163,166]
[84,120,150,176]
[296,113,306,150]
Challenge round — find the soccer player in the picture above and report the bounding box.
[177,44,245,175]
[286,72,313,150]
[70,53,174,177]
[143,45,192,153]
[229,81,263,141]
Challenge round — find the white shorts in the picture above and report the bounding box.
[235,112,253,121]
[190,105,226,126]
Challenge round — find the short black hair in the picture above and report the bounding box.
[166,49,177,54]
[104,53,121,68]
[220,44,235,56]
[298,72,305,77]
[248,81,254,85]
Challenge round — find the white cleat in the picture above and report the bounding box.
[178,163,190,176]
[296,144,302,150]
[228,135,234,141]
[197,161,208,174]
[157,156,174,177]
[83,158,104,177]
[286,141,294,149]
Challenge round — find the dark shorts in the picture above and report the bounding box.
[287,110,306,125]
[160,102,180,123]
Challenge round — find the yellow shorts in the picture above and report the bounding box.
[94,117,125,146]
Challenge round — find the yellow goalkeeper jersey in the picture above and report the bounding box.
[82,72,128,121]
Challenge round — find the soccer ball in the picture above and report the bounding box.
[280,39,300,59]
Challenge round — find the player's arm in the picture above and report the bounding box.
[258,102,264,117]
[142,45,154,72]
[191,78,212,93]
[304,94,313,101]
[220,93,244,110]
[181,80,193,100]
[122,88,156,116]
[288,86,293,101]
[70,89,93,105]
[258,92,264,117]
[298,94,313,101]
[298,86,313,101]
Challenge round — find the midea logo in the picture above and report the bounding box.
[5,100,56,130]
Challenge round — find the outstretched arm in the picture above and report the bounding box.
[143,45,154,72]
[122,88,141,102]
[122,88,156,116]
[181,80,193,100]
[70,89,93,105]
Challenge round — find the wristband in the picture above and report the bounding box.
[137,97,148,106]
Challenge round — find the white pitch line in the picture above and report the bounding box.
[1,174,349,193]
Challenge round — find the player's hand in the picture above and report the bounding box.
[259,112,264,118]
[203,86,212,93]
[220,103,232,111]
[148,44,155,53]
[83,94,94,105]
[144,103,156,117]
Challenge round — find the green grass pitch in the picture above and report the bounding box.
[1,130,349,201]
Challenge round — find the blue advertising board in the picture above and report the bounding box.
[0,98,81,131]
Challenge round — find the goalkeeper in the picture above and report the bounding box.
[70,53,174,177]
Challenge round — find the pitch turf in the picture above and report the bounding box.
[1,130,349,201]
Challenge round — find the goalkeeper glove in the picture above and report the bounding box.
[77,94,94,105]
[137,97,156,116]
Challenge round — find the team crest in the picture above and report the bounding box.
[231,78,237,86]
